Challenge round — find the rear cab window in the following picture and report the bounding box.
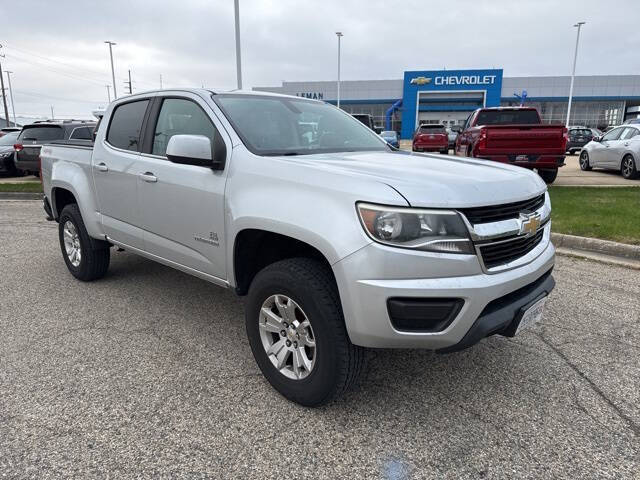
[17,126,64,143]
[106,100,149,151]
[475,110,540,126]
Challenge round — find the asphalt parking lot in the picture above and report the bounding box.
[1,201,639,479]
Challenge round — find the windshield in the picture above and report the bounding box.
[0,131,19,145]
[418,125,446,134]
[214,94,388,156]
[18,126,64,142]
[475,110,540,126]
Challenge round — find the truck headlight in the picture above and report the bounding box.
[357,203,474,254]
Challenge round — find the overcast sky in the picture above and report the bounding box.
[2,0,639,119]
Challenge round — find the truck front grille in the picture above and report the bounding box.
[460,194,545,224]
[479,229,544,269]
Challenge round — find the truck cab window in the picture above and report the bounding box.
[106,100,149,151]
[152,98,217,157]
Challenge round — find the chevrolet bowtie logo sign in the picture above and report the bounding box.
[410,76,432,85]
[519,212,541,237]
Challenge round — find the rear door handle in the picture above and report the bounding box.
[95,162,108,172]
[139,172,157,183]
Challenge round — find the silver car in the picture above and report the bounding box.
[580,124,640,179]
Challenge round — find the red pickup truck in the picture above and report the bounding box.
[454,107,567,184]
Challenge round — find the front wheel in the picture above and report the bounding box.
[621,155,638,180]
[579,151,592,171]
[245,258,364,407]
[538,168,558,184]
[58,204,111,281]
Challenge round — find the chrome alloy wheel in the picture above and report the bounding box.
[63,220,81,267]
[579,151,589,169]
[259,294,316,380]
[622,156,634,178]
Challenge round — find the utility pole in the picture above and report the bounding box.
[0,45,10,127]
[234,0,242,89]
[124,69,132,95]
[104,41,118,99]
[106,85,111,103]
[159,74,163,89]
[335,32,343,109]
[5,71,16,126]
[50,105,55,121]
[566,22,585,127]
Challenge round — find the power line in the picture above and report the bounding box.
[14,89,104,104]
[4,53,110,86]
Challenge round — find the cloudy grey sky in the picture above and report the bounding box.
[2,0,639,119]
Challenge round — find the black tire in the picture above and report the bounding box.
[538,168,558,184]
[58,204,111,281]
[579,151,592,171]
[245,258,365,407]
[621,154,638,180]
[440,149,448,155]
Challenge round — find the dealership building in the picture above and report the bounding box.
[254,69,640,139]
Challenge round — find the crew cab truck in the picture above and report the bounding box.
[455,107,567,184]
[41,89,555,406]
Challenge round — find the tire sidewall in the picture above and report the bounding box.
[622,155,637,179]
[245,264,344,405]
[580,151,589,170]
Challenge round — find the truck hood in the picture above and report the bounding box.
[280,151,546,208]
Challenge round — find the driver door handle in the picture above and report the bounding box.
[95,162,108,172]
[139,172,157,183]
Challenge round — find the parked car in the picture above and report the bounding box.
[41,89,555,406]
[0,126,21,138]
[455,107,567,184]
[579,124,640,179]
[566,126,593,154]
[0,131,22,176]
[446,125,461,149]
[412,124,449,153]
[14,120,96,176]
[623,118,640,125]
[351,113,375,130]
[379,130,399,148]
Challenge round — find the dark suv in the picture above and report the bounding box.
[14,120,96,176]
[566,127,593,155]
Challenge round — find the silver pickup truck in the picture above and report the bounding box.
[41,89,555,406]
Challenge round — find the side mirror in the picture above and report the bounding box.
[166,134,225,170]
[593,136,601,142]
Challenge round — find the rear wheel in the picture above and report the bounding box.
[621,154,638,180]
[579,151,592,171]
[245,258,364,407]
[58,204,111,281]
[440,149,448,154]
[538,168,558,184]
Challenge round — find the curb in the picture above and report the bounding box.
[551,232,640,261]
[0,192,44,200]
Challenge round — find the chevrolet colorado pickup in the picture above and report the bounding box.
[455,107,567,184]
[41,89,555,406]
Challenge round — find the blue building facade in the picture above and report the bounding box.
[400,69,503,139]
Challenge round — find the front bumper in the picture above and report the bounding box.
[333,231,555,349]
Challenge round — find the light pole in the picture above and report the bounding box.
[105,85,111,103]
[566,22,585,127]
[234,0,242,90]
[336,32,343,109]
[0,45,10,127]
[104,41,118,99]
[5,71,16,126]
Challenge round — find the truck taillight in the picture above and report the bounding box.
[14,143,23,152]
[475,130,488,155]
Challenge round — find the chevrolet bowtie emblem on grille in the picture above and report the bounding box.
[519,212,541,237]
[410,76,432,85]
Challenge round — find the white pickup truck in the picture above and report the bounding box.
[41,89,555,406]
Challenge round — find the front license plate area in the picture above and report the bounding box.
[515,296,547,335]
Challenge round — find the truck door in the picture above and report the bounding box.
[135,95,229,280]
[93,99,150,249]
